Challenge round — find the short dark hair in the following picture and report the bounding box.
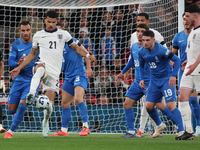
[182,12,185,17]
[142,30,155,38]
[185,3,200,14]
[137,24,149,31]
[19,21,31,27]
[137,12,149,20]
[46,10,58,19]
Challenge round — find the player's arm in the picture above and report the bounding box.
[10,48,38,80]
[168,51,181,87]
[117,56,134,81]
[82,45,93,79]
[0,52,5,93]
[186,52,200,76]
[138,53,145,89]
[70,42,95,62]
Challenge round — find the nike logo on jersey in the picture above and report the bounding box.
[142,56,147,59]
[179,40,184,43]
[18,49,24,51]
[42,36,47,38]
[132,51,136,53]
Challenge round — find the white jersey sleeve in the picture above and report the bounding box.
[32,32,41,49]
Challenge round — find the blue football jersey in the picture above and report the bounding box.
[172,30,188,65]
[62,37,86,79]
[138,42,172,81]
[131,43,150,83]
[9,38,39,82]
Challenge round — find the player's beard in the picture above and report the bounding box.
[23,34,30,42]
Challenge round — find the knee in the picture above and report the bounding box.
[145,105,153,112]
[123,98,134,109]
[61,100,71,108]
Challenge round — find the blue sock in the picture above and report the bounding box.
[189,97,200,126]
[171,108,184,132]
[162,106,176,124]
[124,108,135,131]
[10,103,27,131]
[77,102,88,123]
[61,107,71,128]
[148,108,162,126]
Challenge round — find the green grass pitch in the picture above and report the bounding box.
[0,133,200,150]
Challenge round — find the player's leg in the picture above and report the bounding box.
[121,82,143,138]
[189,92,200,136]
[5,82,39,138]
[137,97,148,137]
[73,76,90,136]
[121,97,137,137]
[0,104,5,133]
[50,87,74,136]
[27,64,45,104]
[42,90,55,137]
[145,81,166,138]
[179,74,194,133]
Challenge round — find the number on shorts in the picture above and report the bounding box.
[75,76,80,82]
[164,89,172,97]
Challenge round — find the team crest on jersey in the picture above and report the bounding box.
[193,34,197,39]
[57,34,63,41]
[9,47,12,51]
[155,56,159,62]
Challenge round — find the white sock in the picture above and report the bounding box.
[139,101,148,133]
[179,101,193,133]
[83,122,88,128]
[128,130,135,134]
[8,129,13,135]
[44,101,53,123]
[61,127,68,133]
[30,67,45,95]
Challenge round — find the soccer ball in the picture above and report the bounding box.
[34,95,50,110]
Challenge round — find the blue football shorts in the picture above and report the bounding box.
[8,81,39,104]
[62,76,88,96]
[125,81,149,101]
[146,78,176,103]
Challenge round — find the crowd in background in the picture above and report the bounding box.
[0,0,183,105]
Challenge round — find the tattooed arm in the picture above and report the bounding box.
[17,48,39,71]
[10,48,39,80]
[70,43,88,57]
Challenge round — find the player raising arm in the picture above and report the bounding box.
[10,10,94,138]
[139,30,193,140]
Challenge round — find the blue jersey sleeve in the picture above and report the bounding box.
[122,56,134,74]
[170,54,181,77]
[138,51,145,81]
[9,43,18,67]
[172,34,178,47]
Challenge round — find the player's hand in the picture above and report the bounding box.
[10,68,20,80]
[85,68,93,79]
[139,80,145,89]
[116,73,123,81]
[89,55,95,62]
[0,78,5,93]
[181,60,187,71]
[186,63,197,76]
[169,76,176,87]
[17,55,26,66]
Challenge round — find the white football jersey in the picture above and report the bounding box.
[184,27,200,75]
[130,28,166,47]
[32,28,73,77]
